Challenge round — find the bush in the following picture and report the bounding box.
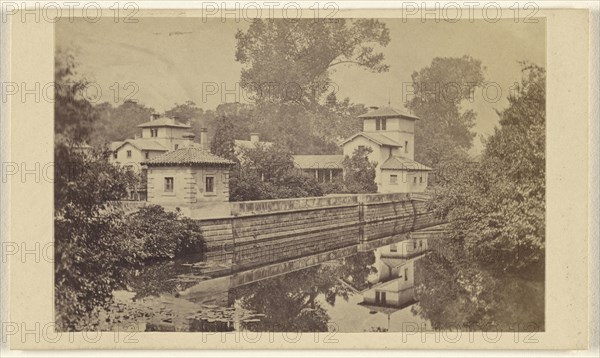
[122,205,205,260]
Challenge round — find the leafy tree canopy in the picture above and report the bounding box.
[341,146,378,193]
[406,55,485,168]
[236,19,390,107]
[415,63,546,330]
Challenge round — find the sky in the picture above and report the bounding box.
[56,17,545,154]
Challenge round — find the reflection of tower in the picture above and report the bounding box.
[357,238,428,316]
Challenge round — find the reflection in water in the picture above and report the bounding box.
[102,226,543,332]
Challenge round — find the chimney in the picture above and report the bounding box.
[250,133,260,143]
[182,132,195,148]
[150,113,160,121]
[199,128,208,150]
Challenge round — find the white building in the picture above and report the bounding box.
[110,114,209,200]
[340,106,431,193]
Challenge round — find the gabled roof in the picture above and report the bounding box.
[112,139,168,152]
[293,155,344,169]
[137,117,191,128]
[339,132,402,147]
[380,156,432,171]
[110,141,124,151]
[358,106,420,120]
[145,145,234,167]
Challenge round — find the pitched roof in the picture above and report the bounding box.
[110,141,124,151]
[293,155,344,169]
[113,139,168,152]
[339,132,402,147]
[358,106,420,120]
[380,156,432,171]
[137,117,191,128]
[145,145,235,166]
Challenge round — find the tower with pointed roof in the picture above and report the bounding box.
[340,106,431,193]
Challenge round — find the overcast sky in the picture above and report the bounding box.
[56,17,545,153]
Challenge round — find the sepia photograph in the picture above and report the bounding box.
[52,14,548,335]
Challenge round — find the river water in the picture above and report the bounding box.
[99,224,544,333]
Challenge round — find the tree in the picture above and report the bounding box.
[54,49,206,330]
[210,115,237,162]
[55,48,97,146]
[164,100,203,123]
[406,56,485,168]
[235,19,390,107]
[91,100,155,145]
[341,146,378,193]
[121,205,205,260]
[229,143,323,201]
[54,48,140,330]
[414,63,546,330]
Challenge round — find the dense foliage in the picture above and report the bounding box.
[54,49,205,330]
[340,146,378,193]
[121,205,205,260]
[229,143,323,201]
[414,63,546,329]
[406,56,485,168]
[235,19,390,107]
[210,115,237,162]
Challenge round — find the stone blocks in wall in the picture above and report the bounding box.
[197,192,440,268]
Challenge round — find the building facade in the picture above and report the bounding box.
[340,107,431,193]
[145,142,234,218]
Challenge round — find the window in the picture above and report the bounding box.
[205,176,215,193]
[358,145,365,152]
[126,150,132,158]
[113,152,117,159]
[419,176,423,183]
[413,177,417,184]
[390,174,398,185]
[404,268,409,281]
[164,177,174,192]
[405,141,409,153]
[390,244,397,252]
[375,118,387,130]
[174,144,179,150]
[375,291,387,305]
[150,129,158,137]
[419,240,423,248]
[145,151,149,159]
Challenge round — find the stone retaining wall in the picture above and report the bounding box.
[198,193,443,269]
